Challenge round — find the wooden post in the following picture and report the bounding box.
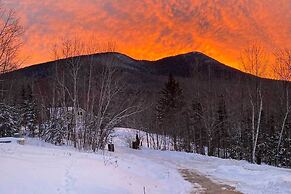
[132,141,137,149]
[108,144,115,152]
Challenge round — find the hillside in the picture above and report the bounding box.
[1,51,256,83]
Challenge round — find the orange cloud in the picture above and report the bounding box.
[3,0,291,77]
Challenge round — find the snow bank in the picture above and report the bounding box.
[0,137,25,144]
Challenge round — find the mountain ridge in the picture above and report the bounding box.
[3,51,259,81]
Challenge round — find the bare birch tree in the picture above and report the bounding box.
[92,54,141,151]
[241,43,268,163]
[273,48,291,162]
[52,38,85,148]
[49,38,141,151]
[0,4,23,101]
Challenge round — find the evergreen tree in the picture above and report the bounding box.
[264,114,278,165]
[277,120,291,167]
[0,103,19,137]
[241,108,253,161]
[20,85,38,137]
[43,117,67,145]
[215,95,229,158]
[156,74,184,150]
[229,125,243,160]
[191,99,205,154]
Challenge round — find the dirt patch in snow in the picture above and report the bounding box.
[179,169,242,194]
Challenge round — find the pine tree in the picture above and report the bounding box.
[0,103,19,137]
[156,74,184,150]
[215,95,229,158]
[43,117,67,145]
[20,86,38,137]
[277,119,291,167]
[191,99,205,154]
[229,125,243,160]
[241,109,253,161]
[264,114,278,165]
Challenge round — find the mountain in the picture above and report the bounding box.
[1,51,255,82]
[3,51,278,104]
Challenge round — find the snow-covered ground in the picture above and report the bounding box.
[1,128,291,194]
[114,128,291,194]
[0,134,191,194]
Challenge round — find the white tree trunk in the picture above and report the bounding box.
[277,87,290,158]
[252,90,263,163]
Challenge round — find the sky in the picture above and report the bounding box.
[3,0,291,75]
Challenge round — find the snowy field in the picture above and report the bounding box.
[1,128,291,194]
[0,132,191,194]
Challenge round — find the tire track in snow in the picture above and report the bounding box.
[179,169,242,194]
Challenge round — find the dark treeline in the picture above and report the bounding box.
[127,46,291,168]
[131,67,291,168]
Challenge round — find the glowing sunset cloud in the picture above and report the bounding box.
[3,0,291,76]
